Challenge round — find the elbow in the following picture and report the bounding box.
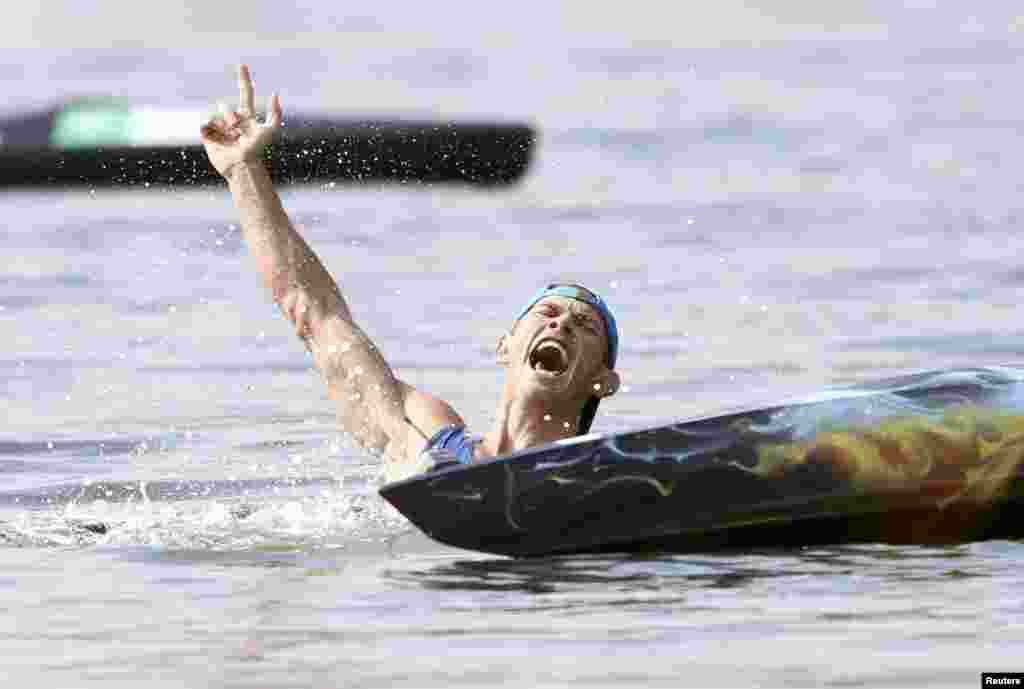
[277,287,328,340]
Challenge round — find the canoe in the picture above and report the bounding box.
[381,367,1024,557]
[0,99,535,188]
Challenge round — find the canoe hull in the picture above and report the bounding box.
[381,367,1024,557]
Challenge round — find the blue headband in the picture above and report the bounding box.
[514,284,619,369]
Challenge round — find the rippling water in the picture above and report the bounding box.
[3,1,1024,686]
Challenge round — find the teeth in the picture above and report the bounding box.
[538,341,567,358]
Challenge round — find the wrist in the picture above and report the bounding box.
[223,159,269,186]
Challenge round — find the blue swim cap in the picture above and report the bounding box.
[514,283,619,435]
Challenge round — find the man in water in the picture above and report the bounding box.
[199,65,621,477]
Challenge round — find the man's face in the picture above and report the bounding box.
[500,296,611,400]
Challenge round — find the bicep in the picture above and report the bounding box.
[397,382,464,443]
[311,315,405,447]
[302,310,460,458]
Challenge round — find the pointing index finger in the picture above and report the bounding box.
[238,64,256,115]
[267,93,282,128]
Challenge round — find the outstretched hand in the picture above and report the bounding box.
[200,64,282,180]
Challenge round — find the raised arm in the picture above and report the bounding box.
[199,65,460,464]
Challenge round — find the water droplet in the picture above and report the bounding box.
[593,383,602,391]
[563,421,571,429]
[543,414,552,421]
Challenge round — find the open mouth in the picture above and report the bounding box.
[529,339,570,376]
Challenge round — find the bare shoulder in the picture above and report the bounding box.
[397,381,464,441]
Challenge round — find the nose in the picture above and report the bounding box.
[547,313,572,334]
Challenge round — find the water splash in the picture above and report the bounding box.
[0,473,409,551]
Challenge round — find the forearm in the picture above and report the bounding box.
[226,162,352,324]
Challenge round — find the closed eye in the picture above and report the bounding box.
[574,314,599,333]
[535,305,599,334]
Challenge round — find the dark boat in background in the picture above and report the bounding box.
[0,99,535,188]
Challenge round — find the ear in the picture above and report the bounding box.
[495,333,511,365]
[592,369,621,399]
